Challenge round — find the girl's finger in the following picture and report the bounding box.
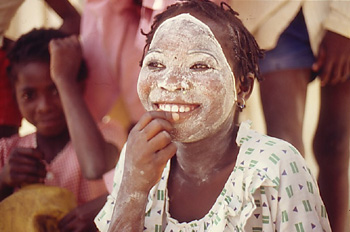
[141,118,173,141]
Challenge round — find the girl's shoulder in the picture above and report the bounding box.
[236,120,309,181]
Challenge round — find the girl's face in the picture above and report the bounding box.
[138,14,237,142]
[14,61,67,136]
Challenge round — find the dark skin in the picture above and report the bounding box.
[44,0,81,35]
[259,30,350,231]
[167,127,239,222]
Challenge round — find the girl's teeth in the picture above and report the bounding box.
[172,105,179,112]
[158,104,194,113]
[179,106,185,113]
[165,105,171,111]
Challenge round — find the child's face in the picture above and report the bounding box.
[138,14,237,142]
[14,61,67,136]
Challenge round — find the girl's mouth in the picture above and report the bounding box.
[156,103,199,113]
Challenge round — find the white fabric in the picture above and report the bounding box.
[0,0,24,37]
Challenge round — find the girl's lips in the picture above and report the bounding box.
[155,103,199,113]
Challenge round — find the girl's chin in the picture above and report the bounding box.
[171,127,207,143]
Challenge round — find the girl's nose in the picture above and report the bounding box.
[157,69,191,91]
[37,94,52,113]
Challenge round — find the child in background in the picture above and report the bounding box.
[0,0,81,139]
[0,29,123,231]
[95,0,331,231]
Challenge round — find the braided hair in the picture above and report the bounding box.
[140,0,264,88]
[7,28,87,84]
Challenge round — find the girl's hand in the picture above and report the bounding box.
[0,147,46,188]
[48,35,82,87]
[123,111,178,193]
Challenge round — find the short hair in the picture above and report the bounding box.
[140,0,264,88]
[7,28,87,84]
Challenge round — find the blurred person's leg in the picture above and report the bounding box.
[260,69,309,155]
[313,82,350,231]
[259,9,314,156]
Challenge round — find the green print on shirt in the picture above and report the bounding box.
[262,215,270,224]
[249,160,258,168]
[239,135,252,144]
[260,186,266,194]
[245,147,255,155]
[269,153,280,164]
[157,190,164,200]
[282,210,289,222]
[307,181,314,194]
[321,205,328,218]
[302,200,312,212]
[155,224,161,232]
[286,185,294,198]
[265,140,276,146]
[295,222,305,232]
[290,161,299,173]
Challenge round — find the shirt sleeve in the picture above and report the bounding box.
[236,122,331,231]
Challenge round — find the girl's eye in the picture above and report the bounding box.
[22,91,35,101]
[190,63,211,71]
[147,62,165,70]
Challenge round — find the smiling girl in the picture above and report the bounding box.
[95,1,331,231]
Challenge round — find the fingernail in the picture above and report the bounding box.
[172,113,179,121]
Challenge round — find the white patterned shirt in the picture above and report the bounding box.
[95,121,331,231]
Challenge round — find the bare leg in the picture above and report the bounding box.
[259,69,310,156]
[313,81,350,231]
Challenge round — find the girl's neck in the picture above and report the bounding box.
[36,129,70,163]
[173,117,239,183]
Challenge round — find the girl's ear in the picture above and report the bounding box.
[236,72,255,109]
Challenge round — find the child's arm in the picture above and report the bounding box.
[44,0,81,35]
[49,36,119,179]
[107,111,177,232]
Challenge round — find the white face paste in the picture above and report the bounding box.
[137,13,237,142]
